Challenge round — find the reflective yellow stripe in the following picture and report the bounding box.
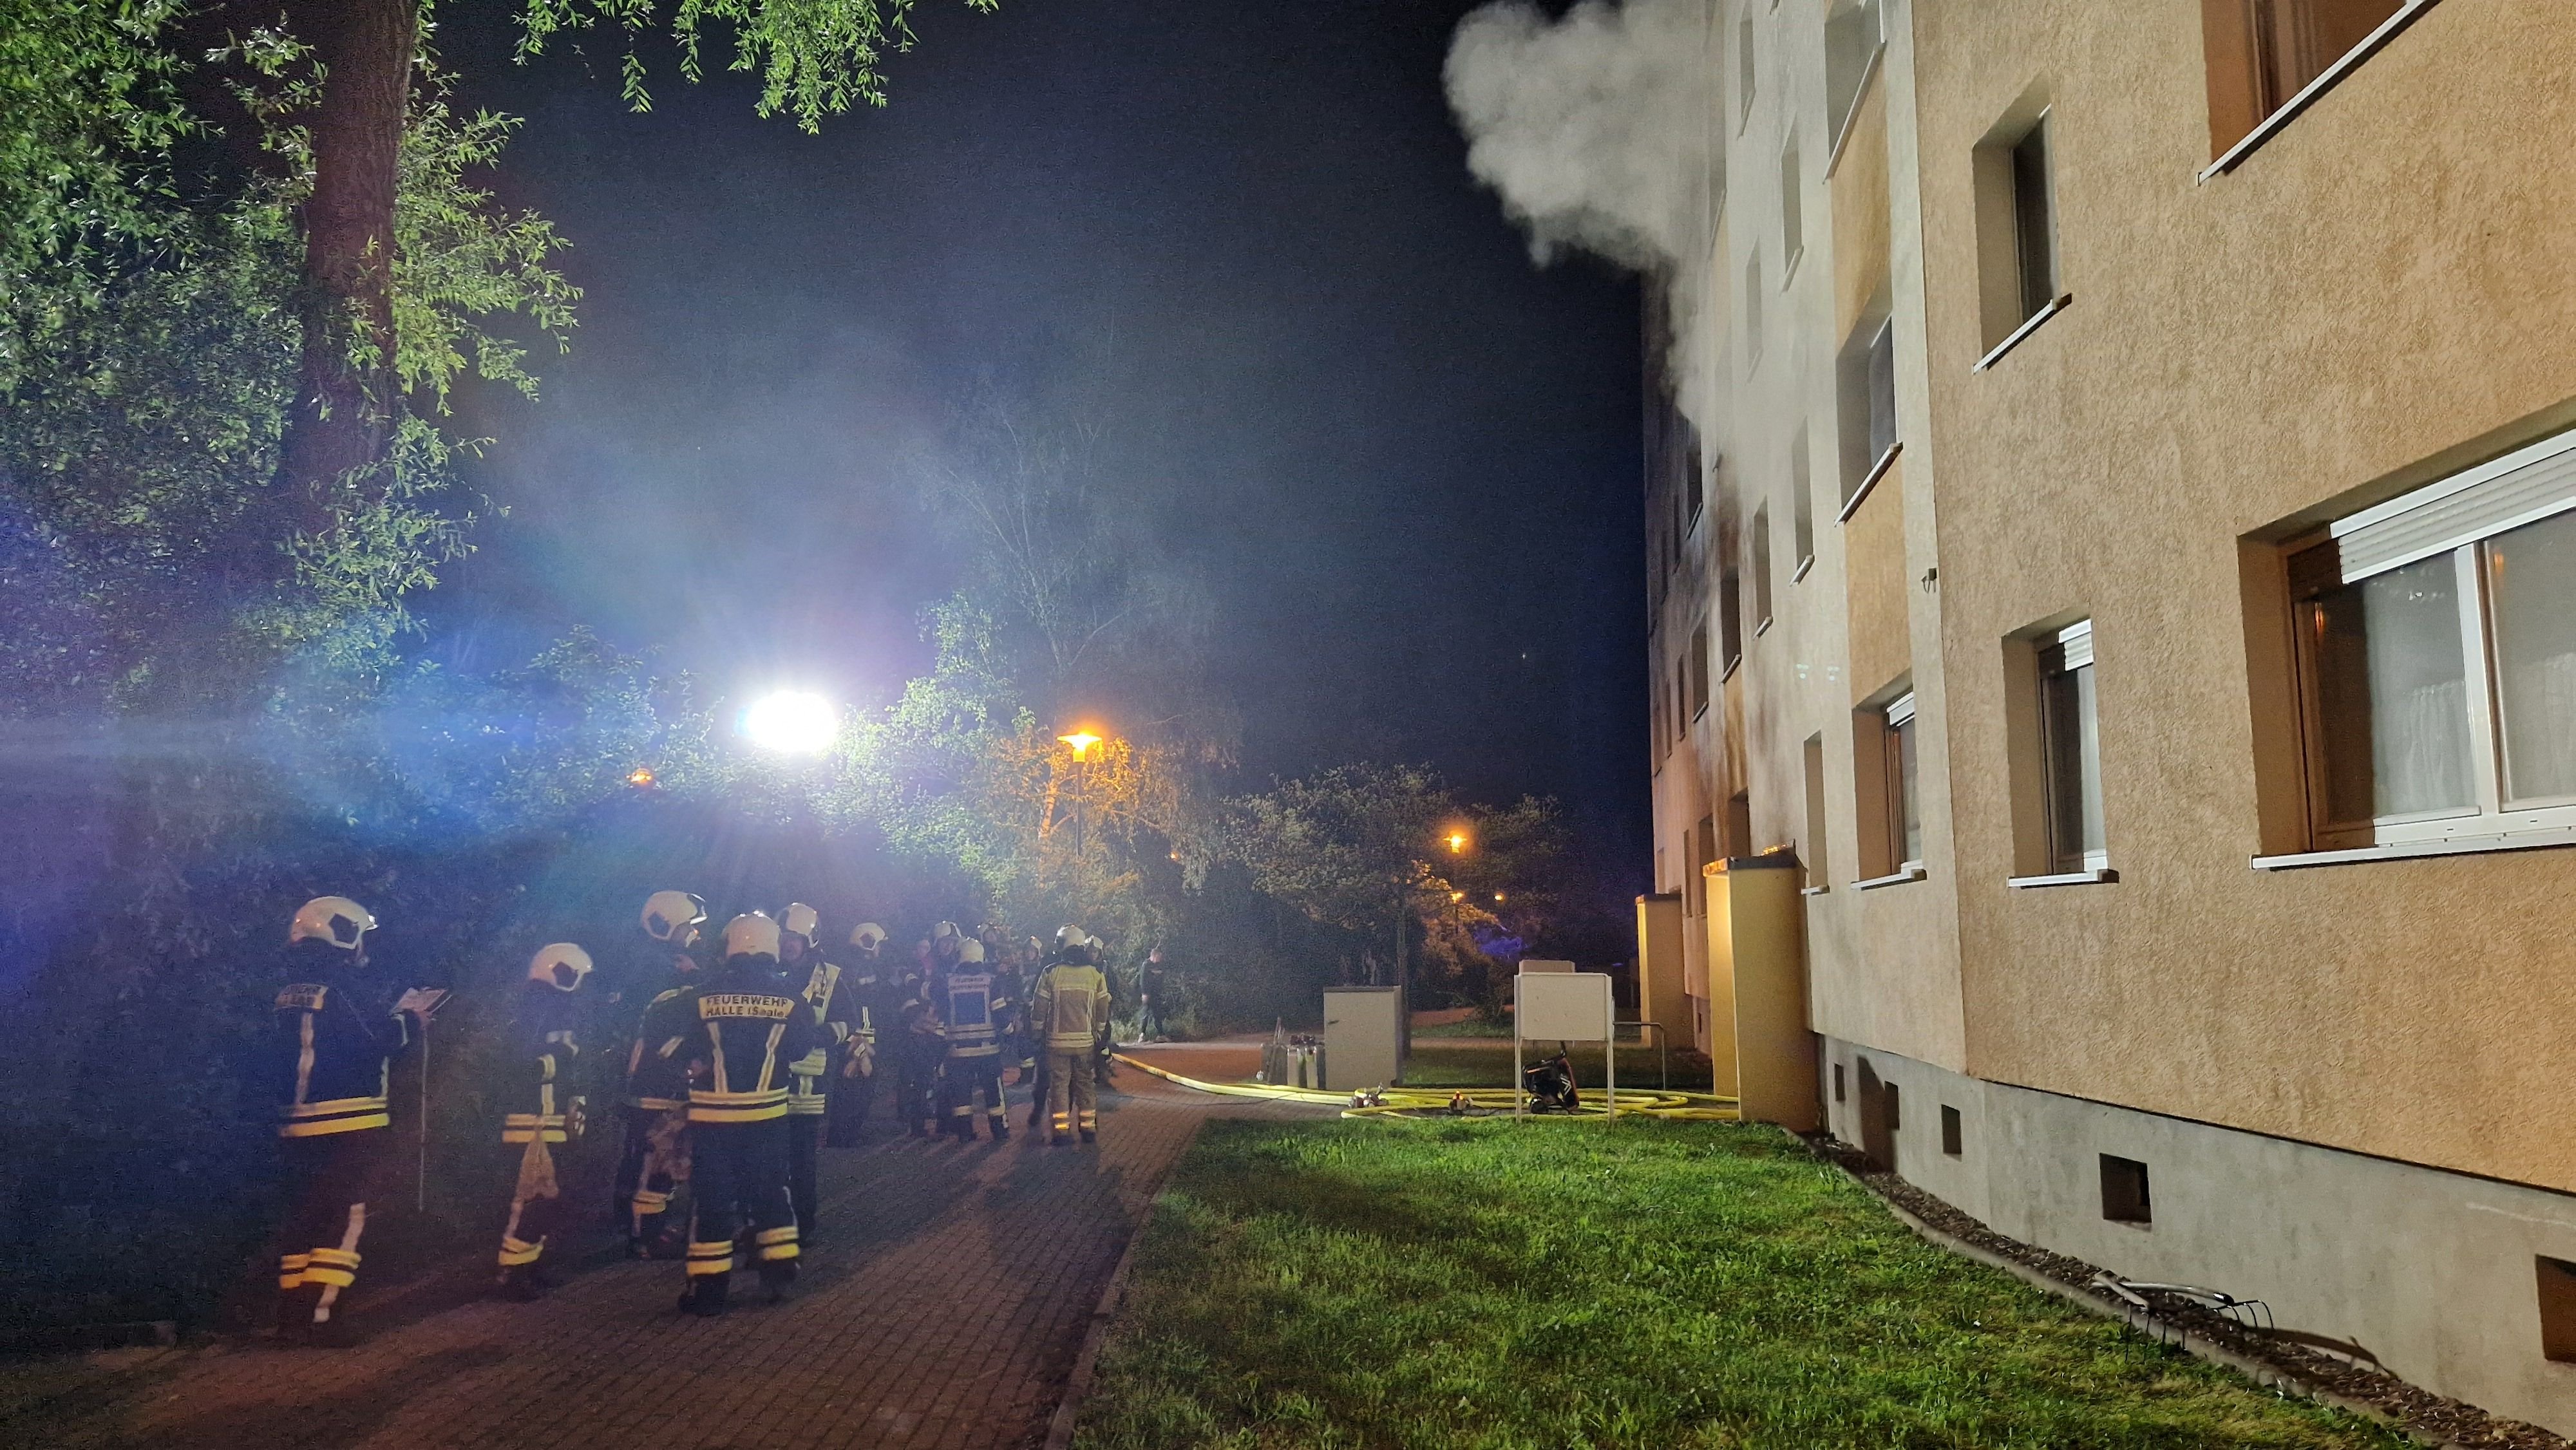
[279,1114,390,1138]
[286,1095,390,1120]
[302,1267,355,1288]
[757,1240,800,1262]
[497,1238,543,1267]
[753,1225,799,1246]
[688,1104,788,1123]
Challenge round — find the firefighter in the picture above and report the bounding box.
[497,943,592,1299]
[618,890,705,1257]
[829,922,896,1147]
[269,897,431,1342]
[677,913,822,1317]
[1030,926,1113,1145]
[891,999,946,1137]
[938,939,1010,1142]
[779,903,851,1240]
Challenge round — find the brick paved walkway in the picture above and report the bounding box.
[1,1075,1316,1450]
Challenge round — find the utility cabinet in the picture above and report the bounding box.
[1321,986,1403,1089]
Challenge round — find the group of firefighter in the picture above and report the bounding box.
[265,889,1120,1339]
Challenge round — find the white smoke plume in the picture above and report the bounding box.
[1445,0,1716,428]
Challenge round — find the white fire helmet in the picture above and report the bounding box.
[722,912,782,961]
[289,897,377,952]
[527,943,595,992]
[932,920,960,942]
[848,921,887,950]
[781,902,820,946]
[1054,924,1091,951]
[641,890,706,946]
[957,939,986,964]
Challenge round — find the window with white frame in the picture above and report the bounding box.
[1779,138,1803,276]
[1791,426,1815,576]
[2038,621,2107,872]
[1824,0,1885,156]
[1885,691,1921,867]
[1751,503,1774,634]
[2284,427,2576,851]
[1855,689,1920,880]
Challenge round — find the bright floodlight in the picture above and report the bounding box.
[743,691,836,755]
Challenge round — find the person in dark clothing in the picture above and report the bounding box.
[676,913,823,1317]
[937,940,1010,1142]
[496,943,594,1299]
[829,922,898,1146]
[269,896,434,1343]
[617,891,706,1256]
[893,1000,946,1138]
[778,904,851,1241]
[1139,946,1170,1042]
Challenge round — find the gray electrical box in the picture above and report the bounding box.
[1321,986,1403,1090]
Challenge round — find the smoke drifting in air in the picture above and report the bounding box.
[1444,0,1715,426]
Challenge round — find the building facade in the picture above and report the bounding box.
[1640,0,2576,1431]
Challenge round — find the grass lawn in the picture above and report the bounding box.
[1077,1119,2407,1449]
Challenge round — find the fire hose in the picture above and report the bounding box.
[1108,1052,1742,1121]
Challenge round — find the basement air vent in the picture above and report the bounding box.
[2099,1154,2152,1225]
[2537,1257,2576,1363]
[1941,1104,1963,1156]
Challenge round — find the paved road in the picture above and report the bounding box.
[1,1073,1312,1450]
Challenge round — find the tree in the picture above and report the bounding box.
[269,0,998,546]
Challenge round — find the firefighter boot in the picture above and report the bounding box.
[760,1259,799,1304]
[1080,1128,1097,1145]
[678,1274,730,1318]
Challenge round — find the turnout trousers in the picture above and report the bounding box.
[274,1128,392,1328]
[683,1118,798,1308]
[1045,1048,1098,1140]
[828,1064,875,1147]
[896,1063,938,1136]
[786,1113,821,1239]
[497,1138,569,1283]
[941,1052,1007,1140]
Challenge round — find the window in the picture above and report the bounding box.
[1743,256,1764,365]
[1751,504,1774,635]
[1737,10,1756,126]
[1803,733,1830,889]
[2009,119,2058,324]
[1685,436,1705,524]
[1692,816,1717,914]
[1832,1062,1846,1102]
[1824,0,1886,157]
[1971,102,2067,363]
[2099,1154,2152,1225]
[1687,625,1710,719]
[1886,692,1920,867]
[2281,428,2576,854]
[1719,566,1744,677]
[1836,313,1897,513]
[1651,673,1666,760]
[2206,0,2425,164]
[1940,1104,1963,1156]
[1882,1081,1900,1131]
[1778,140,1803,276]
[1790,427,1815,577]
[2038,621,2107,872]
[1856,688,1922,881]
[2539,1257,2576,1364]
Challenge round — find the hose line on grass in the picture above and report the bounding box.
[1111,1053,1742,1121]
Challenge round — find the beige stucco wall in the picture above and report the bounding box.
[1909,1,2576,1189]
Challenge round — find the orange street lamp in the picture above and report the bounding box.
[1445,829,1469,854]
[627,767,657,789]
[1059,731,1103,759]
[1493,892,1508,904]
[1450,890,1464,903]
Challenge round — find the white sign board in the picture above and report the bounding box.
[1513,970,1619,1120]
[1519,957,1576,974]
[1517,972,1613,1041]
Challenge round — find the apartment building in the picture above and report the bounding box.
[1638,0,2576,1431]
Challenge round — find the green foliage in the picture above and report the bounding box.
[1082,1120,2410,1450]
[0,0,193,281]
[516,0,1001,133]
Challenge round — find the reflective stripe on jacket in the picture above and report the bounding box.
[1029,963,1111,1053]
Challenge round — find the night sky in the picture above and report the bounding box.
[432,0,1647,892]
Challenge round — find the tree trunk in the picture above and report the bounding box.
[275,0,414,532]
